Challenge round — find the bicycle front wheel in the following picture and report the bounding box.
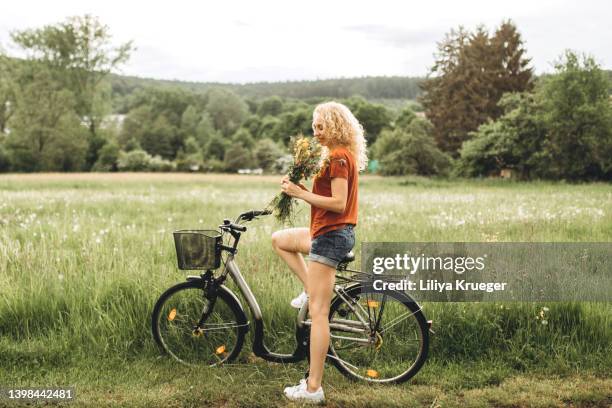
[151,281,247,366]
[328,283,429,384]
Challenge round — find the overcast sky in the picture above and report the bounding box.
[1,0,610,83]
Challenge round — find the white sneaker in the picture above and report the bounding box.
[283,378,325,404]
[290,291,308,309]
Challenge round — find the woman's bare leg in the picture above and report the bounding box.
[271,228,311,289]
[306,261,336,392]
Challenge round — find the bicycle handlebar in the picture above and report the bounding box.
[220,209,271,234]
[217,209,271,253]
[236,209,272,223]
[229,223,247,232]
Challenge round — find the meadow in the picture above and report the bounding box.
[0,173,610,407]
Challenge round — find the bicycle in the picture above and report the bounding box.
[151,209,431,384]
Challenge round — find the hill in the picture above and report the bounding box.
[110,74,425,101]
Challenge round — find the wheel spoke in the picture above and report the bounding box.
[379,308,421,334]
[373,294,387,332]
[200,322,247,331]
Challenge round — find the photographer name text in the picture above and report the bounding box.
[373,279,507,293]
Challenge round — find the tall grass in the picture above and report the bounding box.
[0,174,610,372]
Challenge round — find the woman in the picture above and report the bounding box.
[271,101,367,403]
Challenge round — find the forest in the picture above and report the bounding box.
[1,16,611,180]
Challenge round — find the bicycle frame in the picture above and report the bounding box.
[219,251,382,364]
[223,252,309,363]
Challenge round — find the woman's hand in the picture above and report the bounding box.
[281,176,304,199]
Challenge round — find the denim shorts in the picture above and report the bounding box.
[308,225,355,268]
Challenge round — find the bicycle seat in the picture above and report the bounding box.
[341,251,355,263]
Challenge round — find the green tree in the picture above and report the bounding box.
[119,105,152,149]
[6,66,87,171]
[490,21,534,116]
[273,108,312,146]
[223,144,254,172]
[117,149,152,171]
[92,141,120,171]
[231,128,255,150]
[257,96,284,116]
[119,86,203,159]
[0,141,10,172]
[344,96,391,144]
[395,105,417,130]
[258,115,282,140]
[202,158,226,173]
[149,155,174,172]
[176,137,204,171]
[242,115,263,138]
[456,92,546,178]
[244,98,258,114]
[419,27,470,154]
[180,105,200,139]
[0,55,16,135]
[205,88,248,136]
[204,133,227,161]
[141,115,175,159]
[254,138,285,171]
[126,87,202,127]
[195,113,217,147]
[184,136,200,155]
[538,51,612,179]
[11,15,132,167]
[373,118,451,176]
[0,53,9,171]
[420,21,533,156]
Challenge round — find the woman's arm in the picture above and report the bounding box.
[282,175,309,192]
[281,178,347,213]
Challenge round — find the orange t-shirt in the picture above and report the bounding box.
[310,147,358,238]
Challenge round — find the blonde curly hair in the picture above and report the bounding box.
[313,101,368,172]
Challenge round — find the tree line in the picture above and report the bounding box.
[0,15,410,174]
[110,74,423,105]
[0,16,610,180]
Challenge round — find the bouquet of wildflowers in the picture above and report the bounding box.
[267,135,322,223]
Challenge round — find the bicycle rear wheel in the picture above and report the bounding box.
[151,280,247,365]
[328,283,429,383]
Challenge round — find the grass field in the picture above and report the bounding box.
[0,173,610,407]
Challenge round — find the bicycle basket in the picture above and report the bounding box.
[173,230,222,270]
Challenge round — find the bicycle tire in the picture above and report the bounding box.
[151,280,248,366]
[328,283,429,384]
